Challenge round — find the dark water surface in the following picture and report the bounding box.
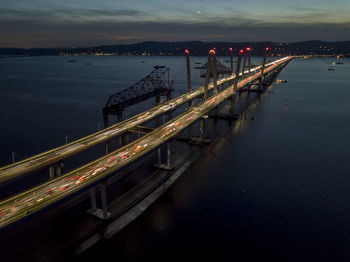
[1,56,350,261]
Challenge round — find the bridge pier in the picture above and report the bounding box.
[154,142,173,171]
[258,47,269,89]
[87,182,111,220]
[185,50,194,138]
[49,166,55,180]
[234,49,243,92]
[48,161,64,180]
[203,49,218,100]
[242,51,247,78]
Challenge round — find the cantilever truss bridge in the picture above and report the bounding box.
[103,66,174,116]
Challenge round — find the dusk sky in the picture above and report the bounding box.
[1,0,350,48]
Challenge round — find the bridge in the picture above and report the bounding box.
[0,48,292,238]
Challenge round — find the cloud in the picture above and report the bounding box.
[1,17,350,48]
[0,8,145,22]
[1,6,350,48]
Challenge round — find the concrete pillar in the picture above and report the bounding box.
[200,118,205,139]
[105,143,109,154]
[49,166,55,180]
[185,50,194,108]
[55,166,62,177]
[100,182,110,219]
[247,48,252,73]
[229,48,233,73]
[11,152,15,163]
[234,50,243,92]
[90,187,97,210]
[261,47,269,77]
[55,161,64,177]
[167,143,171,168]
[203,54,212,100]
[185,50,192,93]
[157,148,162,166]
[213,53,218,94]
[259,47,269,88]
[242,51,247,77]
[229,94,236,116]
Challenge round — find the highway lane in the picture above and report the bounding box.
[0,56,292,228]
[0,62,269,184]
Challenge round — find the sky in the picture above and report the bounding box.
[1,0,350,48]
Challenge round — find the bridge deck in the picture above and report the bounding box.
[0,63,271,185]
[0,57,292,228]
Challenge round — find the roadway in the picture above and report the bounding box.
[0,62,270,184]
[0,56,292,228]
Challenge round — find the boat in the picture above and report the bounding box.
[276,79,287,83]
[335,62,344,65]
[328,68,335,71]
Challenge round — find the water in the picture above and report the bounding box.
[1,56,350,261]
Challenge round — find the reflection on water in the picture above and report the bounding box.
[2,56,350,261]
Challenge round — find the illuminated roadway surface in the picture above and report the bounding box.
[0,57,292,228]
[0,63,269,184]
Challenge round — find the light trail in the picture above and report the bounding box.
[0,63,269,184]
[0,56,292,228]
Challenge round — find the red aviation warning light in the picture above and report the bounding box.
[246,47,251,52]
[265,47,270,52]
[229,47,233,52]
[240,49,244,54]
[209,49,216,54]
[184,49,189,55]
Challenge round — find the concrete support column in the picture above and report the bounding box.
[87,183,110,220]
[261,47,269,75]
[55,166,62,177]
[229,94,236,116]
[11,152,15,163]
[90,187,97,210]
[49,166,55,180]
[100,182,110,219]
[157,148,162,166]
[247,47,252,73]
[55,161,64,177]
[167,143,171,169]
[200,118,205,139]
[242,51,247,77]
[203,54,212,100]
[234,50,243,92]
[213,53,218,94]
[229,47,233,73]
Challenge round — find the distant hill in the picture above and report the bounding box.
[1,40,349,56]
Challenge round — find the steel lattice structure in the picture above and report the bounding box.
[198,60,231,78]
[104,66,173,114]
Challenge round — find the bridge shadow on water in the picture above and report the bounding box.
[3,80,333,262]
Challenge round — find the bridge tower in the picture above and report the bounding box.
[247,47,252,73]
[234,49,244,92]
[229,47,234,73]
[259,47,270,89]
[203,49,218,100]
[185,49,193,107]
